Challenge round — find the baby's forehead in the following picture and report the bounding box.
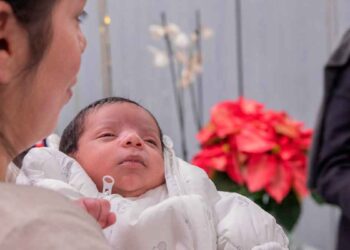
[85,102,160,133]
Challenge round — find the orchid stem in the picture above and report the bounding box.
[189,82,202,131]
[161,12,188,160]
[195,10,204,128]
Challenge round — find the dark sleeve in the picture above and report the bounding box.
[317,64,350,219]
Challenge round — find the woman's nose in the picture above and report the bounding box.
[121,133,144,148]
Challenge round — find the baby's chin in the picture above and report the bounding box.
[113,179,148,197]
[108,175,165,197]
[115,187,147,198]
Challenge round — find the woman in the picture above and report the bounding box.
[0,1,112,249]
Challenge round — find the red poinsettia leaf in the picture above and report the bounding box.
[236,126,276,153]
[296,129,313,151]
[191,155,227,174]
[210,156,228,172]
[279,144,299,161]
[293,168,309,199]
[197,123,216,145]
[202,144,229,157]
[245,154,277,192]
[289,158,309,199]
[238,97,264,115]
[226,152,244,184]
[301,129,313,138]
[275,124,298,138]
[266,162,292,203]
[192,157,215,176]
[211,102,242,137]
[237,152,248,165]
[278,136,290,146]
[191,144,229,172]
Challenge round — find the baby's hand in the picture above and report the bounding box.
[75,198,116,229]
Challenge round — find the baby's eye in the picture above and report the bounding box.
[99,133,116,138]
[145,139,157,146]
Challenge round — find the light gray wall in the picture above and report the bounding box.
[56,1,350,249]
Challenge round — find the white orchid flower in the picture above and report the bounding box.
[175,51,188,65]
[148,46,169,67]
[180,68,194,88]
[202,28,214,39]
[174,33,190,49]
[166,23,181,36]
[149,25,165,39]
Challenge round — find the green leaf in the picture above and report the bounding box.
[311,191,325,204]
[269,191,301,232]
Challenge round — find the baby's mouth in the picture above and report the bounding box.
[119,155,145,167]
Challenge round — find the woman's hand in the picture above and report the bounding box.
[75,198,116,229]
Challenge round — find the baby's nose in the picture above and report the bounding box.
[121,133,144,148]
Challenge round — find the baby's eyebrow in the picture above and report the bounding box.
[93,124,119,134]
[142,126,159,135]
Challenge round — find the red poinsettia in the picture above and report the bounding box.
[192,98,312,204]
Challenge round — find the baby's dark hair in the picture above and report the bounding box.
[59,97,164,155]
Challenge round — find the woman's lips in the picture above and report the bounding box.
[66,79,77,102]
[67,87,73,97]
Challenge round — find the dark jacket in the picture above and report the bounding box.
[308,29,350,250]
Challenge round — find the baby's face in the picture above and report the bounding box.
[73,103,164,197]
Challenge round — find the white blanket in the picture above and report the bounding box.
[17,136,289,250]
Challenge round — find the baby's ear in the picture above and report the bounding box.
[0,1,28,84]
[67,152,75,158]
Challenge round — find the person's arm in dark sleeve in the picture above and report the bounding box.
[317,64,350,220]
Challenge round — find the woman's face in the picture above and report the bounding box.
[24,0,87,140]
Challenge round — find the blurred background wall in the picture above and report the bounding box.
[57,1,350,249]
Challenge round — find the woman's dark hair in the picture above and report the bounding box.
[59,97,165,155]
[4,0,57,70]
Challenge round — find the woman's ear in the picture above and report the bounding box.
[0,1,28,84]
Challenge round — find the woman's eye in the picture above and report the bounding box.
[77,10,88,23]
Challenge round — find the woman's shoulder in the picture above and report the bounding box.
[1,182,73,205]
[0,183,111,250]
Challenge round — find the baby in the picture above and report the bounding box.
[17,97,289,250]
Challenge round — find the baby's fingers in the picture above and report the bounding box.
[97,199,116,228]
[75,198,116,229]
[102,209,116,229]
[80,198,101,220]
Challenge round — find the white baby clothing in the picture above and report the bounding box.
[17,137,289,250]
